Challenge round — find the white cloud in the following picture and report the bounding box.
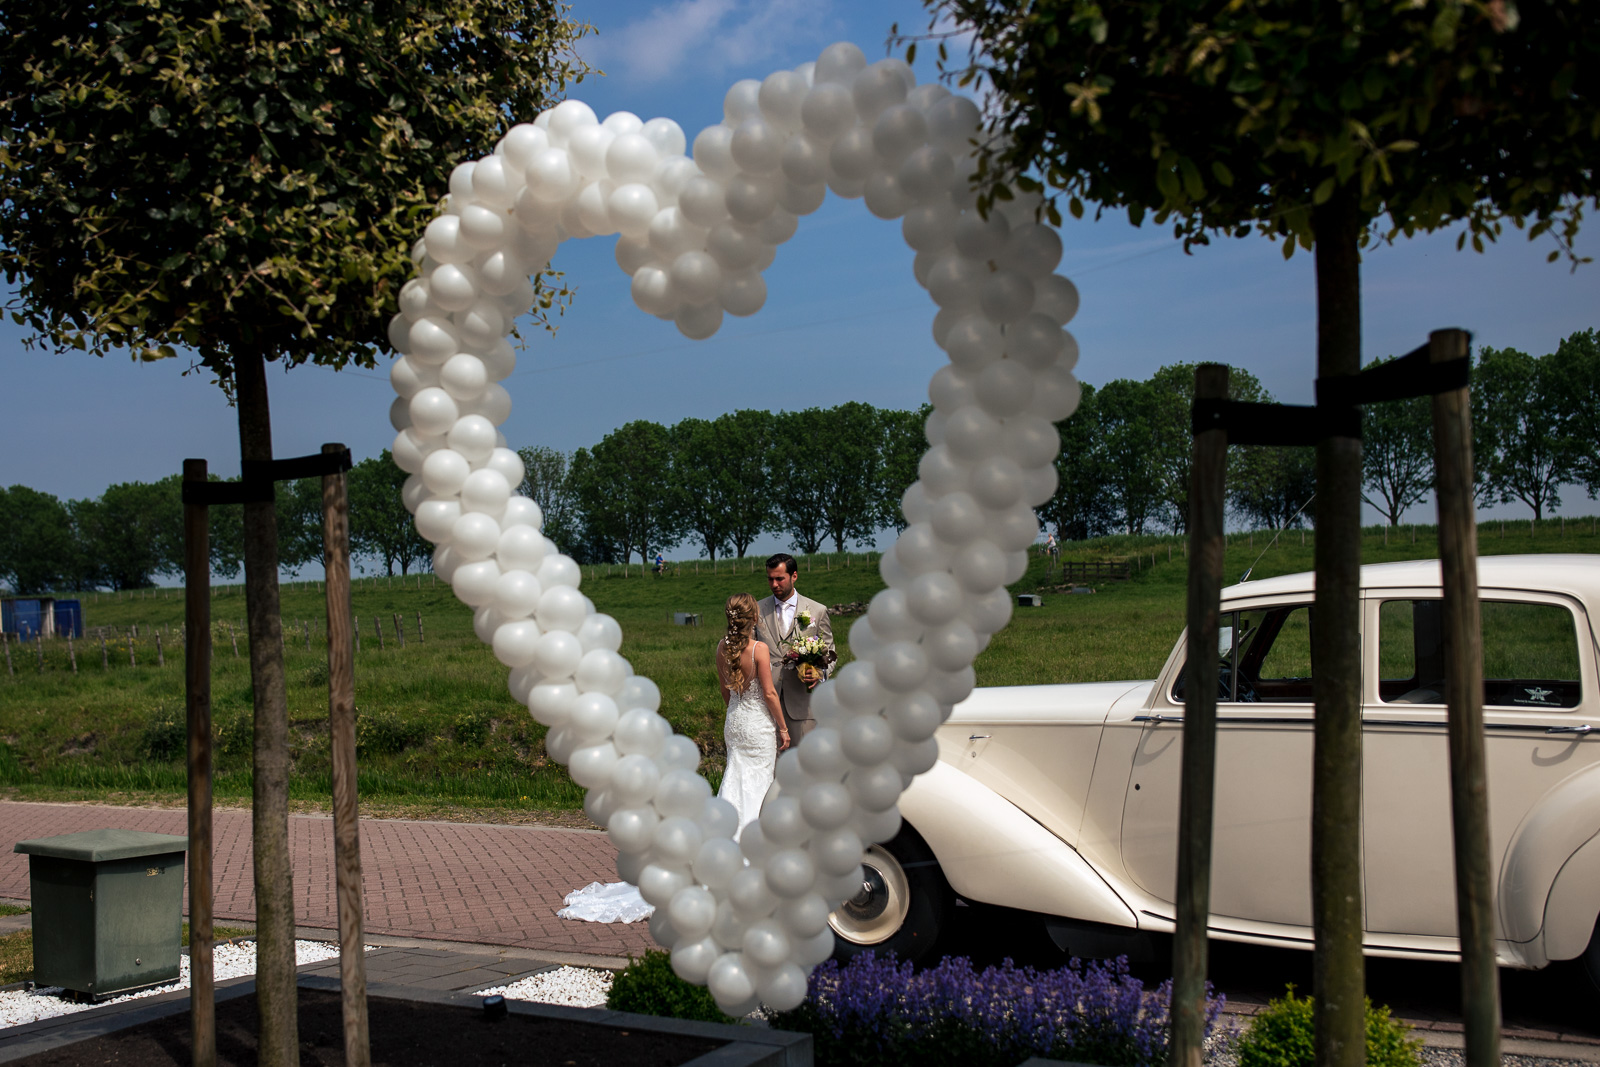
[585,0,838,86]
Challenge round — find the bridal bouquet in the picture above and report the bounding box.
[783,634,836,691]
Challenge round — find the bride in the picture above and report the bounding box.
[716,592,789,834]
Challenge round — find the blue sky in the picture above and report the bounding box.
[4,0,1598,558]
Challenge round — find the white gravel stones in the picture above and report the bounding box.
[478,966,613,1009]
[388,37,1080,1016]
[0,940,354,1030]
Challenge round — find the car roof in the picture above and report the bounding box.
[1222,553,1600,605]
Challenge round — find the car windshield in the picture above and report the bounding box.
[1172,604,1314,704]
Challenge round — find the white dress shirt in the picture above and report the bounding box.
[776,590,799,635]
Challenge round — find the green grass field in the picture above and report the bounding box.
[2,517,1595,816]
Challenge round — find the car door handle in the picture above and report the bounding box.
[1545,724,1594,735]
[1133,714,1184,724]
[968,734,991,740]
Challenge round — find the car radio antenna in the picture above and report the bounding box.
[1239,492,1316,583]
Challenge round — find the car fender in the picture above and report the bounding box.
[899,759,1137,929]
[1541,828,1600,962]
[1499,760,1600,948]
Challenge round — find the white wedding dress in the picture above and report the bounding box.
[719,672,778,834]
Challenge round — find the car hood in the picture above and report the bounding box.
[948,680,1154,726]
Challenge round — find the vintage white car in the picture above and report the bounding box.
[829,554,1600,994]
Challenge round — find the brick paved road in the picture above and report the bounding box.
[0,802,655,959]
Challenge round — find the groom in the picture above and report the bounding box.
[756,553,833,744]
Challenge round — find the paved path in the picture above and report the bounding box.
[0,801,655,961]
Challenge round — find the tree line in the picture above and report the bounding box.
[520,402,927,564]
[5,330,1594,592]
[1048,329,1600,539]
[0,456,428,594]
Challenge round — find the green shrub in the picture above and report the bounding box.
[141,708,185,761]
[606,949,734,1024]
[356,709,425,755]
[452,710,492,747]
[1237,988,1422,1067]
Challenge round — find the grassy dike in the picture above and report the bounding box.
[2,519,1595,820]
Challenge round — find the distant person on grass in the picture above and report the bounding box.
[755,553,833,746]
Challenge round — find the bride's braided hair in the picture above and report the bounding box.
[722,593,759,692]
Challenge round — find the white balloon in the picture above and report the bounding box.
[669,885,718,940]
[981,270,1037,324]
[731,118,783,174]
[451,560,501,607]
[458,203,507,250]
[885,691,944,742]
[724,174,777,223]
[538,584,588,632]
[493,569,543,619]
[799,780,853,830]
[422,214,471,264]
[631,265,675,317]
[706,952,756,1011]
[907,571,964,626]
[451,511,502,561]
[414,499,461,543]
[853,61,909,120]
[533,629,583,679]
[927,93,982,156]
[692,124,738,181]
[846,763,903,812]
[720,271,767,317]
[796,726,851,781]
[764,848,817,898]
[723,79,763,124]
[498,525,548,572]
[670,251,723,304]
[527,681,578,727]
[872,104,928,165]
[638,862,691,907]
[675,300,724,341]
[778,179,827,216]
[429,262,479,311]
[642,117,688,158]
[1033,273,1081,325]
[610,183,660,237]
[408,317,461,364]
[618,675,662,713]
[575,648,629,695]
[677,176,729,228]
[828,127,876,181]
[863,173,909,219]
[800,82,855,139]
[975,359,1035,417]
[693,836,745,890]
[492,619,542,668]
[439,354,489,402]
[421,447,471,496]
[841,714,897,765]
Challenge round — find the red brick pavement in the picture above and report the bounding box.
[0,802,655,959]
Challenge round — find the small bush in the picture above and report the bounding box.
[303,661,329,689]
[606,949,734,1024]
[452,710,492,747]
[141,708,186,762]
[1237,987,1422,1067]
[769,953,1221,1067]
[356,709,425,755]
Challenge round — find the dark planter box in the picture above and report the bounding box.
[0,972,812,1066]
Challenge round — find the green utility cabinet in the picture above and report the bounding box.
[14,829,188,1000]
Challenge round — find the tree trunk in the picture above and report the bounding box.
[1310,191,1366,1067]
[234,349,300,1067]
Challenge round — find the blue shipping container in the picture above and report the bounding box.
[1,598,80,641]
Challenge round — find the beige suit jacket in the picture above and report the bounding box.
[756,592,833,723]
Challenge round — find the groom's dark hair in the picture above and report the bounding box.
[766,553,797,575]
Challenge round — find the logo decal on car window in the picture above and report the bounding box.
[1519,686,1556,704]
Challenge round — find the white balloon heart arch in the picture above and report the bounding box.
[385,40,1082,1014]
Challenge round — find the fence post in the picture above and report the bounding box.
[319,442,371,1067]
[1429,328,1500,1067]
[374,615,384,651]
[392,614,404,649]
[354,616,361,653]
[415,612,424,644]
[230,626,239,659]
[101,634,109,670]
[156,632,165,668]
[66,634,77,675]
[1171,364,1229,1067]
[3,636,12,679]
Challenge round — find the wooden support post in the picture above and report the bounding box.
[183,458,217,1067]
[320,444,371,1067]
[128,634,136,667]
[156,632,165,668]
[415,612,424,644]
[101,634,108,670]
[230,626,239,659]
[392,614,404,649]
[1171,364,1229,1067]
[3,636,12,679]
[67,634,76,675]
[1430,328,1500,1067]
[374,615,384,651]
[354,617,361,653]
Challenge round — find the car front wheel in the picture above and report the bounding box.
[828,823,950,964]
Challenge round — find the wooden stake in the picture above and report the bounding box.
[101,634,108,670]
[156,632,165,667]
[320,443,371,1067]
[183,458,217,1067]
[128,633,136,667]
[3,636,12,679]
[354,616,361,653]
[1171,364,1228,1067]
[67,634,76,675]
[35,635,44,673]
[374,615,384,651]
[415,612,424,644]
[392,614,404,649]
[1429,329,1501,1067]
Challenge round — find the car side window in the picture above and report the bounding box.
[1378,599,1581,708]
[1171,604,1315,705]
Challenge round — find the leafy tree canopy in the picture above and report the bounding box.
[0,0,590,379]
[913,0,1596,260]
